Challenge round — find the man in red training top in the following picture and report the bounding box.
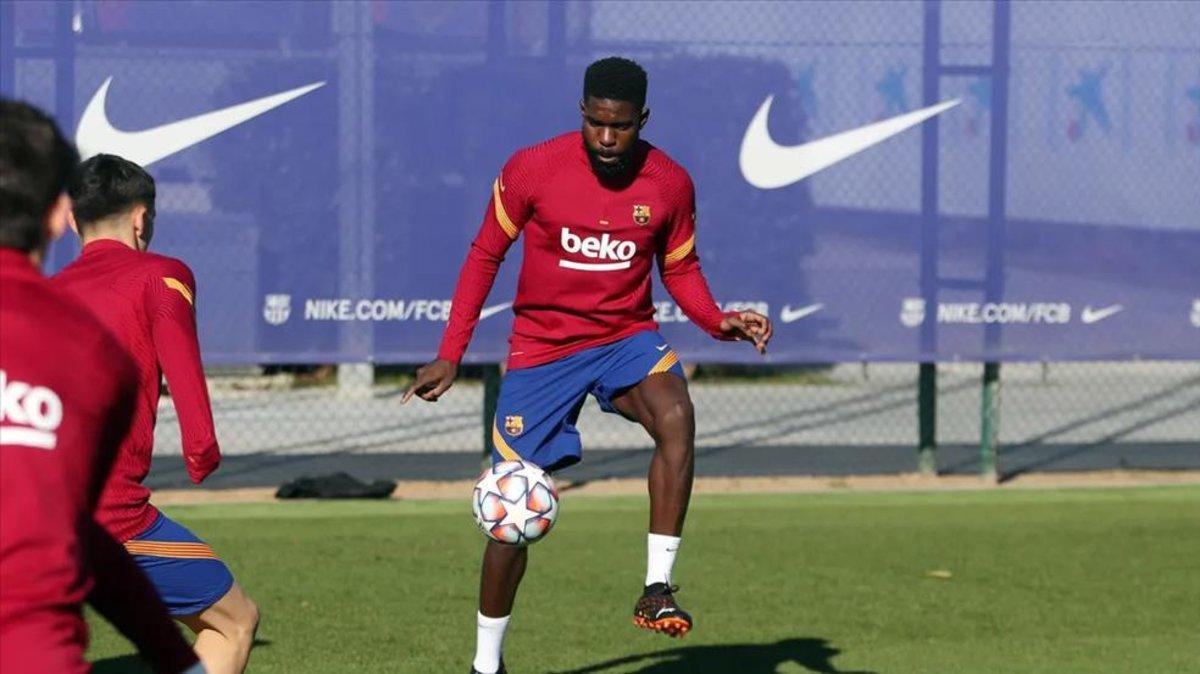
[0,98,201,674]
[404,57,772,674]
[54,154,259,674]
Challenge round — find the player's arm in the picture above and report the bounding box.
[84,521,203,673]
[404,156,534,403]
[657,175,772,354]
[148,260,220,482]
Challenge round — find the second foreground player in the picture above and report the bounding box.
[53,155,259,674]
[404,57,772,674]
[0,98,200,674]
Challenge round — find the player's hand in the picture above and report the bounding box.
[720,311,773,355]
[402,359,458,404]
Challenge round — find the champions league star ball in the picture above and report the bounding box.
[472,460,559,546]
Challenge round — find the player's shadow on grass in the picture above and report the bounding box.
[91,638,272,673]
[552,637,875,674]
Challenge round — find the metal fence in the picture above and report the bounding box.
[4,1,1197,480]
[147,360,1199,480]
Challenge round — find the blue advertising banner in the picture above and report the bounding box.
[4,0,1198,363]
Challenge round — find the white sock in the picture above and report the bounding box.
[473,612,510,674]
[645,533,681,587]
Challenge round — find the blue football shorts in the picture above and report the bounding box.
[491,330,686,472]
[124,512,235,616]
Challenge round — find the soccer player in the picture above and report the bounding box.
[404,57,773,673]
[0,99,201,673]
[54,154,259,674]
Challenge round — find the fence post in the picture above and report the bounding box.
[979,0,1011,483]
[918,0,941,476]
[918,363,937,475]
[0,1,12,95]
[980,362,1000,482]
[482,364,502,461]
[337,362,374,397]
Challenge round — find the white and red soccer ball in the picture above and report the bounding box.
[472,460,559,546]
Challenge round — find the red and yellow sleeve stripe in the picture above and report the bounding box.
[663,236,695,266]
[492,179,519,240]
[162,277,194,306]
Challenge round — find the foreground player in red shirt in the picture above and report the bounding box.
[405,58,772,673]
[0,99,201,674]
[54,154,259,674]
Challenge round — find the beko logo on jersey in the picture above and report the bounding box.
[559,228,637,272]
[0,370,63,450]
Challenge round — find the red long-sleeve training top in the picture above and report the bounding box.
[1,248,197,674]
[54,240,220,541]
[438,131,735,369]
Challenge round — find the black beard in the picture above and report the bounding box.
[586,147,632,180]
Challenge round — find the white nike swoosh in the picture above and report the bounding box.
[1081,304,1123,324]
[479,302,513,320]
[76,77,325,167]
[655,344,670,351]
[740,98,961,189]
[780,303,824,323]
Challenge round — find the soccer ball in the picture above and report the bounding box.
[472,460,559,546]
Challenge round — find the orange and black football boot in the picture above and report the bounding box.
[632,583,693,637]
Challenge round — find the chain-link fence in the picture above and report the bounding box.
[4,1,1197,484]
[145,360,1199,483]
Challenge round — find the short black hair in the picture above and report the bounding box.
[583,57,648,110]
[0,98,79,252]
[68,153,156,236]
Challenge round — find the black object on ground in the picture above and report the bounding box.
[275,472,396,499]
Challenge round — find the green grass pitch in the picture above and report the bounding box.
[87,485,1200,673]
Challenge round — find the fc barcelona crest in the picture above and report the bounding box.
[633,204,651,226]
[262,294,292,326]
[504,415,524,437]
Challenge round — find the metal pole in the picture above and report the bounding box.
[918,363,937,474]
[334,1,374,394]
[481,0,507,465]
[483,365,502,461]
[0,0,14,96]
[918,0,942,475]
[488,0,507,61]
[980,361,1000,481]
[980,0,1012,481]
[47,1,76,273]
[547,0,566,58]
[54,1,74,133]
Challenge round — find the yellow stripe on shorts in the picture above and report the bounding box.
[492,419,521,461]
[649,350,679,375]
[124,540,218,559]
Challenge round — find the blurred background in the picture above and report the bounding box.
[3,0,1197,485]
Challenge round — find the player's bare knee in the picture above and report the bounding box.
[651,398,694,444]
[240,595,260,638]
[216,590,259,645]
